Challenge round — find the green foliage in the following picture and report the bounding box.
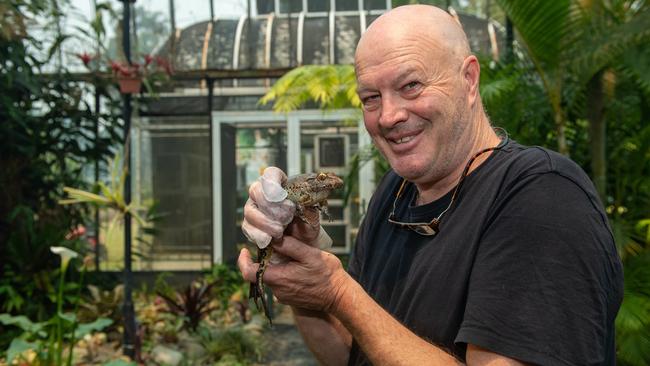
[0,247,112,366]
[197,326,264,365]
[0,0,123,331]
[156,279,219,331]
[76,284,124,338]
[205,264,247,314]
[616,252,650,365]
[259,64,361,112]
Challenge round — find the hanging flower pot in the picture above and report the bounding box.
[117,76,142,94]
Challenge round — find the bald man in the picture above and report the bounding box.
[239,5,622,365]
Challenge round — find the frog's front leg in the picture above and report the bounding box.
[318,199,331,221]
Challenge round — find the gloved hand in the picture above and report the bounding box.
[242,167,296,249]
[241,167,332,261]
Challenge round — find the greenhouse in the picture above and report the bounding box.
[1,0,649,365]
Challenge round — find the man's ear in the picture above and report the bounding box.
[462,55,480,107]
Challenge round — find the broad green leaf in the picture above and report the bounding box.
[59,312,76,323]
[74,318,113,338]
[0,313,44,334]
[6,338,39,365]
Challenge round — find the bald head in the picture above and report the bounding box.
[356,5,471,70]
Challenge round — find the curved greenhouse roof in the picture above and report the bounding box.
[157,11,505,72]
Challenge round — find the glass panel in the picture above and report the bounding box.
[125,117,212,271]
[279,0,303,13]
[238,18,268,69]
[174,21,209,71]
[270,17,300,68]
[334,15,360,64]
[208,19,239,69]
[234,125,288,246]
[364,0,387,10]
[308,0,330,12]
[257,0,275,14]
[300,120,359,253]
[302,16,330,64]
[336,0,358,11]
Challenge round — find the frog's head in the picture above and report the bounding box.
[314,172,344,190]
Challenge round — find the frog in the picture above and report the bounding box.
[249,172,344,324]
[285,172,344,225]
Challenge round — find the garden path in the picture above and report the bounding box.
[255,305,318,366]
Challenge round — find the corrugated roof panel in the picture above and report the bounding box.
[208,19,239,69]
[302,16,330,65]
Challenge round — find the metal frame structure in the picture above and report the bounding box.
[211,109,374,263]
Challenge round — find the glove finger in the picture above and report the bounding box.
[241,219,272,249]
[249,181,296,225]
[262,167,288,185]
[243,198,285,239]
[260,175,287,202]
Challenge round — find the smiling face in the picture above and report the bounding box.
[355,6,479,188]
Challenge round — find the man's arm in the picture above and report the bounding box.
[292,307,352,365]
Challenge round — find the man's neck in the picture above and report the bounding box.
[415,115,501,205]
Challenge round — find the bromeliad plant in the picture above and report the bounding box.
[156,279,219,332]
[0,247,112,365]
[76,52,173,94]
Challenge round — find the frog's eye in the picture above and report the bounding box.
[317,173,327,180]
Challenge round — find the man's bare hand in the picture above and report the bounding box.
[238,235,350,313]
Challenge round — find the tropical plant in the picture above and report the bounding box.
[197,325,264,365]
[259,65,360,112]
[156,279,219,331]
[0,0,123,333]
[205,264,249,318]
[77,284,124,339]
[495,2,650,363]
[496,0,650,194]
[0,247,112,366]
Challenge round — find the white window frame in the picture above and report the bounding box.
[212,109,373,263]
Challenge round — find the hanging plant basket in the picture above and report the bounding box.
[117,77,142,94]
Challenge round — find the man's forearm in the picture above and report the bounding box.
[292,306,352,365]
[332,276,463,366]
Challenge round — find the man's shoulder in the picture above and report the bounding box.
[499,141,590,183]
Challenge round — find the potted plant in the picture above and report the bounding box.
[76,53,173,94]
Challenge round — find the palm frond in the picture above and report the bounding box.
[496,0,576,71]
[619,45,650,96]
[259,65,359,112]
[571,5,650,84]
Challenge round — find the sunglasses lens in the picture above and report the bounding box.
[412,225,437,236]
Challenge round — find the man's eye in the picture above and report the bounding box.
[362,95,380,110]
[403,81,420,91]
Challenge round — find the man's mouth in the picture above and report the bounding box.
[392,135,416,144]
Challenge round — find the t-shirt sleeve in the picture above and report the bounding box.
[455,172,623,365]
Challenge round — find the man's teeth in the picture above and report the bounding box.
[395,135,415,144]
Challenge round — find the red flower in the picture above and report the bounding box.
[144,54,153,66]
[76,52,93,66]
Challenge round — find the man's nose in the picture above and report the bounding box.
[378,94,408,128]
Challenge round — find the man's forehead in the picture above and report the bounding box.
[356,61,425,89]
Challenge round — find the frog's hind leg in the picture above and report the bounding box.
[249,247,273,325]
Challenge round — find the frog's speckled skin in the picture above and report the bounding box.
[284,172,344,225]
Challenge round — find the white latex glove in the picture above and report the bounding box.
[242,167,296,249]
[241,167,333,259]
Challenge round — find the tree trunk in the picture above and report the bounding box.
[587,71,607,203]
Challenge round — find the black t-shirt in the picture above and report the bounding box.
[347,140,623,365]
